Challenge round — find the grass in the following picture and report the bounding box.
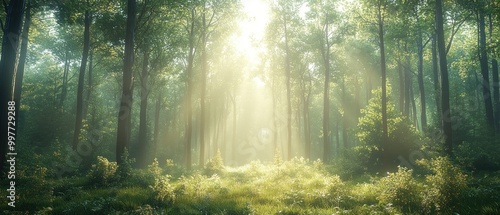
[1,157,500,214]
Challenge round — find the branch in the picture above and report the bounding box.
[446,12,472,55]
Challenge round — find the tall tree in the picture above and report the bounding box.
[435,0,453,156]
[0,0,25,174]
[478,4,495,131]
[377,0,389,169]
[14,1,32,114]
[72,1,91,150]
[116,0,136,164]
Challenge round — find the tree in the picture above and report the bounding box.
[72,0,91,150]
[435,0,453,157]
[0,0,26,174]
[116,0,136,164]
[377,0,389,169]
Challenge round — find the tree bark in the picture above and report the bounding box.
[14,3,31,115]
[284,13,292,160]
[153,92,161,159]
[73,8,91,150]
[185,8,196,170]
[377,0,389,170]
[436,0,453,157]
[0,0,25,174]
[138,47,150,168]
[416,11,427,132]
[432,35,442,125]
[322,14,331,162]
[116,0,136,164]
[490,14,500,132]
[200,9,207,166]
[478,10,495,131]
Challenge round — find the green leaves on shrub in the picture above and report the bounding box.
[88,156,117,184]
[377,166,421,213]
[418,157,468,214]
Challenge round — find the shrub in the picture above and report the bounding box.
[204,150,224,176]
[116,148,135,182]
[355,87,420,172]
[150,175,175,206]
[88,156,117,184]
[418,157,468,214]
[148,158,163,178]
[377,166,421,213]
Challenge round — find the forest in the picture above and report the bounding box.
[1,0,500,214]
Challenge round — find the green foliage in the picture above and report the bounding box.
[355,87,420,172]
[88,156,117,185]
[418,157,469,214]
[150,175,175,206]
[455,139,500,171]
[377,166,422,213]
[204,150,225,176]
[116,148,136,182]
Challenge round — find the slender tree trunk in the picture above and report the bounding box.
[417,12,427,132]
[200,9,208,166]
[490,14,500,132]
[404,43,411,118]
[185,8,196,170]
[283,13,292,160]
[116,0,136,164]
[84,50,93,119]
[0,0,25,174]
[342,75,348,149]
[73,8,91,150]
[60,45,69,108]
[436,0,453,157]
[397,49,404,114]
[377,1,389,170]
[153,92,161,159]
[432,35,442,125]
[138,47,150,168]
[323,19,331,163]
[14,3,31,115]
[478,10,495,131]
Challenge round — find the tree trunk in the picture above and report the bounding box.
[116,0,136,164]
[138,47,150,168]
[478,10,495,131]
[398,56,404,114]
[378,1,389,170]
[0,0,25,174]
[84,50,93,119]
[436,0,453,157]
[73,8,91,150]
[342,75,348,149]
[432,35,442,125]
[322,15,331,162]
[490,14,500,132]
[185,8,196,170]
[60,45,69,108]
[200,10,207,166]
[14,3,31,115]
[416,12,427,132]
[404,43,411,118]
[153,92,161,159]
[284,13,292,160]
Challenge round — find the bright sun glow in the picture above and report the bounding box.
[233,0,270,66]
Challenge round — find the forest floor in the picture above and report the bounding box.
[1,157,500,215]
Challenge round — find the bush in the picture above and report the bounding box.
[355,87,420,172]
[418,157,468,214]
[204,150,224,176]
[377,166,421,213]
[88,156,117,184]
[116,149,135,182]
[150,175,175,206]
